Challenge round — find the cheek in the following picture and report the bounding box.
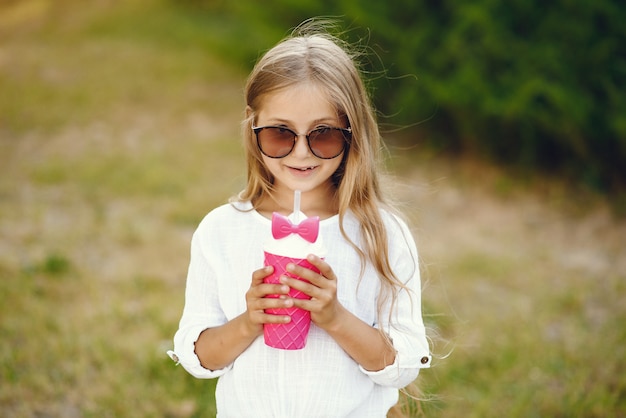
[261,156,281,178]
[329,153,344,172]
[329,159,342,175]
[329,158,344,183]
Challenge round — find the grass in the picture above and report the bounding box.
[1,0,625,416]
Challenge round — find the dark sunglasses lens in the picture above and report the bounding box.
[258,127,295,158]
[308,128,347,159]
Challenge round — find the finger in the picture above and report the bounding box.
[280,274,317,296]
[249,281,291,301]
[255,295,294,311]
[251,267,290,293]
[290,297,313,311]
[260,312,292,324]
[251,265,274,285]
[291,296,331,313]
[286,261,334,288]
[247,266,289,301]
[286,263,319,284]
[261,283,291,298]
[307,255,336,280]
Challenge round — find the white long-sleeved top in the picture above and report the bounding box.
[170,201,430,418]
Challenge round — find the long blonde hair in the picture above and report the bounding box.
[237,19,412,338]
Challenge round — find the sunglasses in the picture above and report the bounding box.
[252,125,351,159]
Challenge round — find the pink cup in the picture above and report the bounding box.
[263,251,320,350]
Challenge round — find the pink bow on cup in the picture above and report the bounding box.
[271,212,320,243]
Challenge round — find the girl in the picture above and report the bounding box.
[169,21,431,418]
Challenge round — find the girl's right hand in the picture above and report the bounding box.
[194,266,293,371]
[244,265,293,335]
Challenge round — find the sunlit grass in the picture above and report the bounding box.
[1,1,240,416]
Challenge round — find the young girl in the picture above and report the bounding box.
[169,21,431,417]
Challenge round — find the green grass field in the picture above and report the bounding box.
[2,1,625,416]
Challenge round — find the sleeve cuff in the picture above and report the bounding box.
[170,324,232,379]
[358,345,431,388]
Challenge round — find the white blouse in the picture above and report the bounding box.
[169,201,430,418]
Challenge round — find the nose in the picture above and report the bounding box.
[291,133,311,158]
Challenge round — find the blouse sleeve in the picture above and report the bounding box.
[170,216,233,379]
[359,213,431,388]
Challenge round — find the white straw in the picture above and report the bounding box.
[293,190,301,223]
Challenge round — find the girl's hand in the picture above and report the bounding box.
[244,265,293,335]
[194,266,294,371]
[283,255,346,330]
[283,256,397,372]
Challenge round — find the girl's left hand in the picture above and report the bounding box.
[283,255,345,330]
[285,255,396,371]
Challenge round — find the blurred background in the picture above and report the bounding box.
[1,0,624,416]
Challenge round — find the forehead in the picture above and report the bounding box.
[256,83,339,125]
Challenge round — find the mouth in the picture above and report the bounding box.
[289,165,317,171]
[286,164,319,177]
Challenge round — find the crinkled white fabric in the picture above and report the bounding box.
[171,201,430,418]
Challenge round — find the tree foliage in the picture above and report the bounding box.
[175,0,626,190]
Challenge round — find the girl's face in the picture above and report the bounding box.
[255,83,345,201]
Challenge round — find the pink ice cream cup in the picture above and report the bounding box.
[263,253,321,350]
[262,211,326,350]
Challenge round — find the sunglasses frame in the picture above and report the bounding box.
[252,125,352,159]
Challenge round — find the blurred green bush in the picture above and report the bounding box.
[173,0,626,190]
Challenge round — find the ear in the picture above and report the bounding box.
[245,105,254,121]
